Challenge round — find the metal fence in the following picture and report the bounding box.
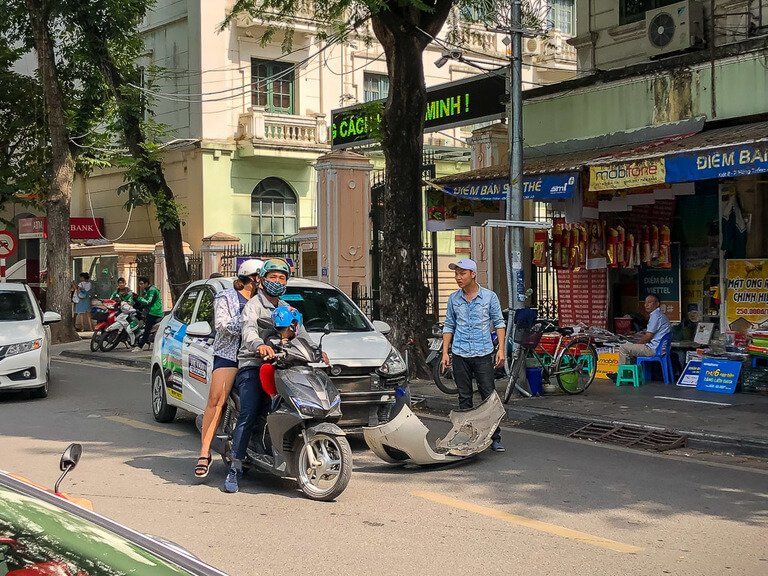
[187,253,203,282]
[218,238,300,277]
[135,253,155,283]
[532,202,562,321]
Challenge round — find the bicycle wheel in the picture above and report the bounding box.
[556,341,597,394]
[503,349,528,403]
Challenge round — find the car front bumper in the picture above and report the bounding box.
[0,349,46,390]
[334,372,408,428]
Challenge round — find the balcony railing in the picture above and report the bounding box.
[237,107,329,150]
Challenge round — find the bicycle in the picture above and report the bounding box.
[503,311,598,403]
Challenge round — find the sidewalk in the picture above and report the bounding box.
[409,377,768,457]
[55,338,152,369]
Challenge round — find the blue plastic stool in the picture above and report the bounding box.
[636,333,674,384]
[616,364,644,388]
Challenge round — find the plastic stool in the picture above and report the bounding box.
[578,354,595,374]
[616,364,644,388]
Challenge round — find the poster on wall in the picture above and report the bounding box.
[681,247,717,323]
[725,259,768,332]
[638,244,682,321]
[556,268,608,328]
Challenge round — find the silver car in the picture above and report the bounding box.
[150,277,407,429]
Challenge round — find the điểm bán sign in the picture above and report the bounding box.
[665,143,768,182]
[331,71,506,149]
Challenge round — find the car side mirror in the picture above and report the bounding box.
[372,320,391,335]
[43,311,62,325]
[186,321,212,337]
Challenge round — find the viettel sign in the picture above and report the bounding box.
[18,217,105,240]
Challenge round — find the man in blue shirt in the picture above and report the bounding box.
[609,294,671,381]
[441,258,507,452]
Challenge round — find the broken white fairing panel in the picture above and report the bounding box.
[363,392,506,465]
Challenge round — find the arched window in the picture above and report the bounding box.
[251,177,298,247]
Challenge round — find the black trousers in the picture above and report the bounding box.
[452,353,501,442]
[138,314,162,348]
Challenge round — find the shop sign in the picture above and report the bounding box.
[18,217,105,240]
[596,349,619,380]
[696,358,741,394]
[724,259,768,332]
[442,172,579,202]
[331,71,506,149]
[665,143,768,182]
[676,359,701,387]
[426,187,499,232]
[638,244,681,321]
[588,158,666,191]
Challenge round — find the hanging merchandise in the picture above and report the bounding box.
[579,224,588,267]
[651,225,660,261]
[562,224,571,269]
[533,229,548,267]
[569,225,580,269]
[588,222,604,259]
[553,223,563,269]
[616,226,625,266]
[658,225,672,268]
[607,227,619,268]
[625,233,636,268]
[642,225,652,264]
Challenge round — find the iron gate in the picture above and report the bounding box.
[218,238,300,277]
[531,202,562,321]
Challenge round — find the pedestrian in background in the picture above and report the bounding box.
[441,258,507,452]
[134,276,163,351]
[71,272,93,332]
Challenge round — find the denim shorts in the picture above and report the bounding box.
[213,355,238,370]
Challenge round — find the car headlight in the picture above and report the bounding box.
[4,339,42,358]
[377,347,407,377]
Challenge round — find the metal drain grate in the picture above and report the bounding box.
[569,422,687,451]
[514,414,590,436]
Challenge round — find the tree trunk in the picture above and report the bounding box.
[26,0,79,343]
[374,24,430,370]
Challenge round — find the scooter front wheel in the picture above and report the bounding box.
[90,331,103,352]
[294,433,352,501]
[100,330,122,352]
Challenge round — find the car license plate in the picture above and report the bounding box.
[429,339,442,351]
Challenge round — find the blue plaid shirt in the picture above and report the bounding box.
[443,287,505,357]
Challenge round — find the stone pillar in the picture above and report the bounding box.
[201,232,240,278]
[467,123,509,170]
[315,151,373,296]
[117,254,138,291]
[154,241,192,309]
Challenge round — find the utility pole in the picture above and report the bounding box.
[505,0,526,333]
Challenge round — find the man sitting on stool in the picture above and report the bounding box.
[608,294,671,382]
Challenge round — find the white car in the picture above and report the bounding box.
[0,283,61,398]
[150,277,408,428]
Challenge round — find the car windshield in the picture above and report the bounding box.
[0,481,210,576]
[283,287,371,332]
[0,291,35,322]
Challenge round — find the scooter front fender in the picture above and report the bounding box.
[306,422,346,437]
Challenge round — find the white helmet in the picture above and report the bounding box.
[237,258,265,280]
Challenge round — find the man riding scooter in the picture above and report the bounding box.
[224,258,309,493]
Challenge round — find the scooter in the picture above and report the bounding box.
[98,302,142,351]
[202,324,352,501]
[90,299,119,352]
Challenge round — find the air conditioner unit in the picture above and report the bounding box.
[645,0,705,57]
[523,37,542,56]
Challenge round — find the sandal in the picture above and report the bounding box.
[194,456,212,479]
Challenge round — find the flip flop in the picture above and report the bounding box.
[194,456,212,479]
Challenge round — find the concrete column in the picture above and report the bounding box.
[314,151,373,296]
[154,241,192,309]
[201,232,240,278]
[467,123,509,170]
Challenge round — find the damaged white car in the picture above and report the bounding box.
[363,392,506,465]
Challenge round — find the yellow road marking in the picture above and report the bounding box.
[104,416,187,437]
[413,490,643,554]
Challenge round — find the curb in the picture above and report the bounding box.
[414,393,768,459]
[58,349,151,370]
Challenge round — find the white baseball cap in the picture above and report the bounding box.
[448,258,477,272]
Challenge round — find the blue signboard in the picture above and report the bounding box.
[666,143,768,182]
[696,358,742,394]
[443,172,579,201]
[676,359,701,387]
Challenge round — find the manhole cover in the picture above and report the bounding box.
[569,422,687,451]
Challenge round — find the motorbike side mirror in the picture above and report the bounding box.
[186,321,212,338]
[322,323,333,334]
[55,443,82,494]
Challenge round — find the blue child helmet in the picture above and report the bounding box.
[272,305,302,329]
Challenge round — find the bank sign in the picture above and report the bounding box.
[330,71,506,149]
[665,142,768,182]
[443,172,579,201]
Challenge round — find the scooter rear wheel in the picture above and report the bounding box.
[294,433,352,501]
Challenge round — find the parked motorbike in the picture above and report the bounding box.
[199,321,352,501]
[99,302,142,351]
[90,299,119,352]
[426,314,509,395]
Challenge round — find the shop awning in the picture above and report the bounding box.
[435,119,768,195]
